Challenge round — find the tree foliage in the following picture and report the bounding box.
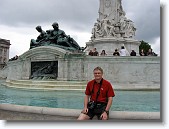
[139,40,158,56]
[139,40,151,53]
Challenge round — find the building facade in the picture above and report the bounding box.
[0,38,10,68]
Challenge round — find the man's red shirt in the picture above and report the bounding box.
[85,79,115,103]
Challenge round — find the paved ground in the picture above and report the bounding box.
[1,109,160,122]
[0,109,119,121]
[0,109,77,121]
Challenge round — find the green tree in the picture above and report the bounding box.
[139,40,151,54]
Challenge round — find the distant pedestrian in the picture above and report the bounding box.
[88,50,93,56]
[93,48,99,56]
[130,50,136,56]
[120,46,128,56]
[140,49,146,56]
[100,50,107,56]
[113,49,120,56]
[147,48,155,56]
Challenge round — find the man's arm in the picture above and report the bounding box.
[81,95,90,114]
[100,97,113,120]
[105,97,113,111]
[84,95,90,109]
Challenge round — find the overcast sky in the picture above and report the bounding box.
[0,0,160,58]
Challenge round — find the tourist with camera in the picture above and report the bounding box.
[77,67,115,120]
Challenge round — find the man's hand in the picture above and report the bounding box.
[100,111,108,120]
[81,108,88,114]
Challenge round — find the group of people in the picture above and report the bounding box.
[88,47,157,57]
[87,46,131,57]
[140,48,157,56]
[88,48,99,56]
[9,55,18,61]
[113,46,137,56]
[88,47,130,57]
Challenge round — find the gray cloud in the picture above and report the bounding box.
[0,0,98,31]
[0,0,160,43]
[123,0,160,42]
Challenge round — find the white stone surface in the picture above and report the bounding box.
[86,38,140,56]
[0,46,160,89]
[0,104,160,120]
[83,56,160,87]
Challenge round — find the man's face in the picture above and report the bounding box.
[93,70,103,80]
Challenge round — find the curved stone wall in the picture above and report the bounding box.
[0,46,160,89]
[0,104,160,120]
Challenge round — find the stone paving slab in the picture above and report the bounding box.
[0,110,76,121]
[0,104,160,121]
[0,109,161,122]
[0,109,116,121]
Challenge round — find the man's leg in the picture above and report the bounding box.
[77,113,90,120]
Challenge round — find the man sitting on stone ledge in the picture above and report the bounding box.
[77,67,115,120]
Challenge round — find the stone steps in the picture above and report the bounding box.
[6,80,87,85]
[3,80,87,91]
[6,82,86,88]
[3,80,160,91]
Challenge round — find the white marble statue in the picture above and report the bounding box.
[99,0,123,24]
[119,12,127,31]
[91,19,104,39]
[92,0,136,39]
[124,20,136,38]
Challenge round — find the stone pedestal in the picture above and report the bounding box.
[87,0,140,56]
[86,38,141,56]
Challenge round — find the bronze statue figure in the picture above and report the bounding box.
[30,22,83,51]
[30,26,47,49]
